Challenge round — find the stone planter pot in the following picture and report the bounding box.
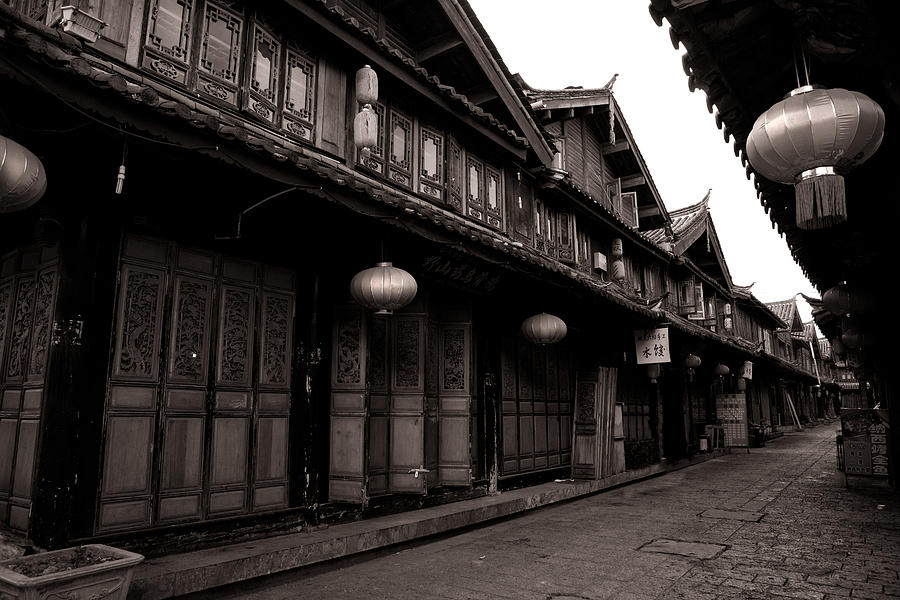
[0,544,143,600]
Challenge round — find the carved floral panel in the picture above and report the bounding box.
[218,286,253,385]
[261,292,291,387]
[0,282,11,378]
[171,277,211,383]
[6,277,35,380]
[441,326,466,392]
[115,268,163,380]
[393,318,420,390]
[334,311,362,386]
[27,269,57,379]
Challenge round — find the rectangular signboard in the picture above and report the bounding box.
[715,394,748,447]
[633,327,670,365]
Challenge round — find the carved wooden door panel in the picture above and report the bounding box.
[0,248,59,533]
[437,316,472,486]
[328,306,368,504]
[572,366,617,480]
[388,314,426,494]
[99,238,294,532]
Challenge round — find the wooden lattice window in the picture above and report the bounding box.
[418,126,444,201]
[484,164,503,230]
[143,0,193,84]
[446,134,463,212]
[387,107,413,189]
[281,48,316,141]
[246,24,280,124]
[197,2,243,105]
[466,155,485,222]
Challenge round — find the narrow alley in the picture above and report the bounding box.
[182,425,899,600]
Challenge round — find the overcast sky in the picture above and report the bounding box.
[467,0,819,323]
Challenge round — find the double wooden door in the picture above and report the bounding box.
[328,299,472,504]
[97,236,294,532]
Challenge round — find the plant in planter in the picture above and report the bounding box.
[0,544,143,600]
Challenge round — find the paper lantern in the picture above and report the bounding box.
[355,65,378,106]
[610,238,623,259]
[746,86,885,229]
[714,363,730,376]
[684,354,701,369]
[610,259,626,282]
[0,134,47,213]
[521,313,567,345]
[353,104,378,150]
[822,283,873,316]
[349,262,417,315]
[737,378,746,392]
[842,328,864,350]
[646,363,661,383]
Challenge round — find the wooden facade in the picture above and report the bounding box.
[0,0,821,552]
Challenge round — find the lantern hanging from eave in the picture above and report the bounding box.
[0,134,47,213]
[841,328,864,350]
[745,86,885,230]
[684,353,701,382]
[355,64,378,106]
[831,336,846,358]
[822,282,873,317]
[349,262,417,315]
[714,363,730,377]
[646,363,661,383]
[353,104,378,150]
[521,313,567,345]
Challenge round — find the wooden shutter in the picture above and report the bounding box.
[315,54,347,157]
[329,307,368,504]
[446,134,463,213]
[572,366,618,480]
[438,318,472,486]
[620,191,638,228]
[388,315,426,493]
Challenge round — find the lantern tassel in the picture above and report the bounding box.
[794,170,846,230]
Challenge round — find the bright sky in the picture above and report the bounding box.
[468,0,820,323]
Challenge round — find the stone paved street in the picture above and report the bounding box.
[182,425,900,600]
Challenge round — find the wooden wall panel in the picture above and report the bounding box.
[0,419,15,494]
[565,119,584,188]
[210,417,249,486]
[101,415,154,496]
[160,417,204,490]
[255,416,288,482]
[315,55,347,157]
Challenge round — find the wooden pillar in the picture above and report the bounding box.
[30,212,116,548]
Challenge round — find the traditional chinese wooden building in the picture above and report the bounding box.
[0,0,823,556]
[650,0,896,486]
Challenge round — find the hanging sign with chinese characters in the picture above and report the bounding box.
[634,327,670,365]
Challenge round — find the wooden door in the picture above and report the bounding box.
[388,314,426,493]
[98,238,294,532]
[0,247,59,533]
[572,366,618,480]
[328,306,368,504]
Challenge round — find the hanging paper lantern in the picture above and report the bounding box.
[646,363,661,383]
[353,104,378,150]
[610,238,624,259]
[684,354,701,369]
[349,262,417,315]
[746,86,885,229]
[822,283,873,316]
[841,328,864,350]
[521,313,567,345]
[355,65,378,106]
[737,378,747,392]
[0,134,47,213]
[714,363,730,376]
[610,259,626,283]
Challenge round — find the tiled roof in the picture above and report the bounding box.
[766,300,796,327]
[525,86,612,105]
[644,192,709,247]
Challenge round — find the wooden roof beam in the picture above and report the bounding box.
[416,32,465,63]
[601,140,630,155]
[463,84,499,105]
[620,173,646,189]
